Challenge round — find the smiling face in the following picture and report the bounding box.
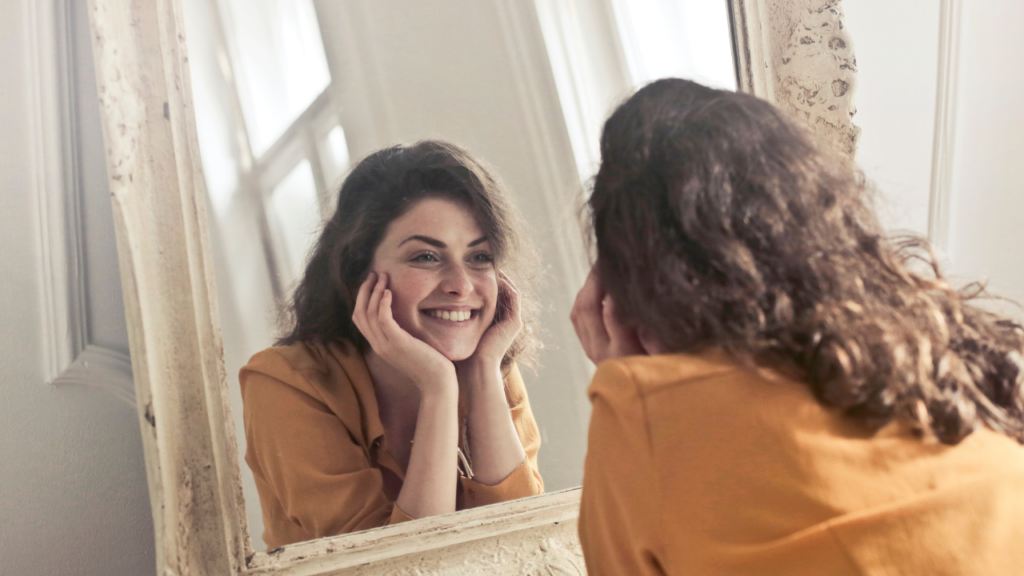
[370,197,498,361]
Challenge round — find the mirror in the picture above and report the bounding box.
[87,0,859,571]
[178,0,736,551]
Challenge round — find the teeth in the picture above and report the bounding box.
[429,310,471,321]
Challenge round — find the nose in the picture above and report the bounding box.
[439,262,474,297]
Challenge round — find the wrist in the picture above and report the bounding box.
[457,358,503,392]
[459,354,501,373]
[418,378,459,405]
[415,364,459,398]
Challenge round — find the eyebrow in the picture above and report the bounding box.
[398,235,489,249]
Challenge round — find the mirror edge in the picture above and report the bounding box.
[732,0,861,156]
[86,0,859,574]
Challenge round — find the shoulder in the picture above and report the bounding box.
[240,339,365,397]
[589,350,742,402]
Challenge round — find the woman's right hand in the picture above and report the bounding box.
[352,272,457,395]
[571,268,664,364]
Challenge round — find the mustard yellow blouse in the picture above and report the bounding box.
[240,340,543,549]
[580,351,1024,575]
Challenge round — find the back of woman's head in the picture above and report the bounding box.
[279,139,538,369]
[591,77,1024,444]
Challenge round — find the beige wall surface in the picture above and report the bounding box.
[0,0,154,574]
[846,0,1024,307]
[946,2,1024,307]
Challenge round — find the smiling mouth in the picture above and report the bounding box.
[423,309,477,322]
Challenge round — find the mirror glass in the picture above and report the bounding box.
[180,0,736,551]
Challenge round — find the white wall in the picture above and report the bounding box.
[0,0,155,574]
[843,0,940,236]
[947,2,1024,307]
[845,1,1024,308]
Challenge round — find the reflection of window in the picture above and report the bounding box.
[217,0,331,156]
[183,0,349,299]
[536,0,736,180]
[267,160,321,283]
[609,0,736,91]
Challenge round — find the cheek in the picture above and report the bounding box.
[477,274,499,324]
[380,268,434,324]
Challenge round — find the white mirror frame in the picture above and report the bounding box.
[86,0,858,573]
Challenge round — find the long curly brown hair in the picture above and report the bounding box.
[589,78,1024,445]
[279,140,540,371]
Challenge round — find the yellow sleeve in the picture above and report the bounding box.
[240,366,410,547]
[579,360,664,576]
[461,363,544,508]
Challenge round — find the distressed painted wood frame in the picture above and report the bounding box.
[86,0,859,574]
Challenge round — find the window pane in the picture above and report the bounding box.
[268,160,322,285]
[324,125,351,181]
[217,0,331,156]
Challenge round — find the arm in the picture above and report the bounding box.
[394,383,459,519]
[353,272,461,520]
[458,359,527,485]
[456,271,541,492]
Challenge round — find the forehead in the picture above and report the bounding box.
[382,197,486,247]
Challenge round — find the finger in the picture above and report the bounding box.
[574,296,611,365]
[497,272,522,327]
[365,273,389,344]
[376,290,418,353]
[570,278,602,348]
[352,272,377,335]
[570,270,601,325]
[375,289,399,339]
[603,298,644,356]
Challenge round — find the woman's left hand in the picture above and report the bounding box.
[570,268,648,365]
[459,270,523,371]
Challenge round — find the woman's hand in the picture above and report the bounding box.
[458,270,522,372]
[352,272,456,394]
[570,269,650,364]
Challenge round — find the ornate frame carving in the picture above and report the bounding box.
[85,0,857,573]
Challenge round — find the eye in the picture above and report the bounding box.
[411,252,440,263]
[469,252,494,265]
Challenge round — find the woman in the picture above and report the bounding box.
[240,140,544,549]
[572,79,1024,575]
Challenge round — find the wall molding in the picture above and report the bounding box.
[928,0,963,255]
[28,0,134,400]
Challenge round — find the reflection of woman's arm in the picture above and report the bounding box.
[394,383,459,518]
[457,271,531,486]
[353,272,462,519]
[460,361,528,485]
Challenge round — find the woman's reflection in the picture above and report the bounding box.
[239,141,544,548]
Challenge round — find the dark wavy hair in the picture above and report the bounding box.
[278,140,539,371]
[589,78,1024,445]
